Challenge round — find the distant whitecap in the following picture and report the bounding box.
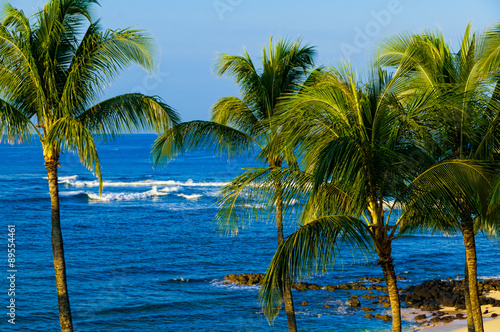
[177,194,203,200]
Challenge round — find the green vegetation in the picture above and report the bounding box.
[379,25,500,332]
[162,26,500,332]
[0,0,499,331]
[0,0,178,330]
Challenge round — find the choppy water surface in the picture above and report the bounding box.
[1,135,499,331]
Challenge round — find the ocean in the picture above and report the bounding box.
[1,134,500,331]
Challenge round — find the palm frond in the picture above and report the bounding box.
[45,116,103,193]
[259,215,371,321]
[400,159,495,234]
[151,120,253,167]
[0,98,33,142]
[210,96,259,137]
[78,93,179,141]
[61,25,157,112]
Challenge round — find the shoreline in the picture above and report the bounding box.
[404,291,500,332]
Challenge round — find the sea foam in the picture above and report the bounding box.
[87,186,168,201]
[177,194,203,200]
[57,175,226,188]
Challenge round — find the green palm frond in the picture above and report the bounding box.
[45,116,103,193]
[61,25,157,112]
[0,98,33,141]
[479,22,500,75]
[215,166,359,236]
[78,93,179,140]
[151,120,253,167]
[259,215,371,321]
[210,96,259,137]
[215,167,314,236]
[400,160,495,234]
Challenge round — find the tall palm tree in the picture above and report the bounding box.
[0,1,179,331]
[152,37,317,332]
[219,65,434,332]
[378,24,500,332]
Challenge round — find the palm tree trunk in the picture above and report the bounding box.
[464,265,475,332]
[462,221,483,332]
[378,241,401,332]
[45,154,74,332]
[275,180,297,332]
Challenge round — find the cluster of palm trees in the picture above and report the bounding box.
[155,26,500,332]
[1,1,499,332]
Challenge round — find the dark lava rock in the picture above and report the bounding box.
[292,282,322,291]
[492,313,498,318]
[362,294,377,300]
[455,313,465,319]
[361,307,375,312]
[414,314,426,321]
[224,273,265,285]
[429,317,442,324]
[404,278,500,311]
[347,297,361,307]
[324,285,337,291]
[442,316,454,323]
[374,314,391,322]
[363,314,374,319]
[421,301,440,311]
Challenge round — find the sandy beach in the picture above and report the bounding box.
[405,291,500,331]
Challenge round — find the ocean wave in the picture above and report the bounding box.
[87,187,169,201]
[210,279,260,292]
[57,175,227,188]
[59,191,87,197]
[177,194,203,200]
[243,199,300,209]
[159,186,182,193]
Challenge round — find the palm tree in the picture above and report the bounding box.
[219,65,434,332]
[0,1,179,331]
[152,37,317,332]
[378,24,500,332]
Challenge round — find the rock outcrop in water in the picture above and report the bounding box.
[404,279,500,310]
[223,273,500,320]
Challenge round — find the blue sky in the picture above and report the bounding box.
[8,0,500,121]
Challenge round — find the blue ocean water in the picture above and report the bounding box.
[1,134,500,332]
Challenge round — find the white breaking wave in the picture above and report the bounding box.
[87,186,169,201]
[57,175,226,188]
[177,194,203,200]
[243,199,300,209]
[44,175,79,181]
[59,191,86,197]
[159,186,182,193]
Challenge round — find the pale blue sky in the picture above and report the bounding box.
[8,0,500,121]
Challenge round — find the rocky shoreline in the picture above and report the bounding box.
[223,273,500,326]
